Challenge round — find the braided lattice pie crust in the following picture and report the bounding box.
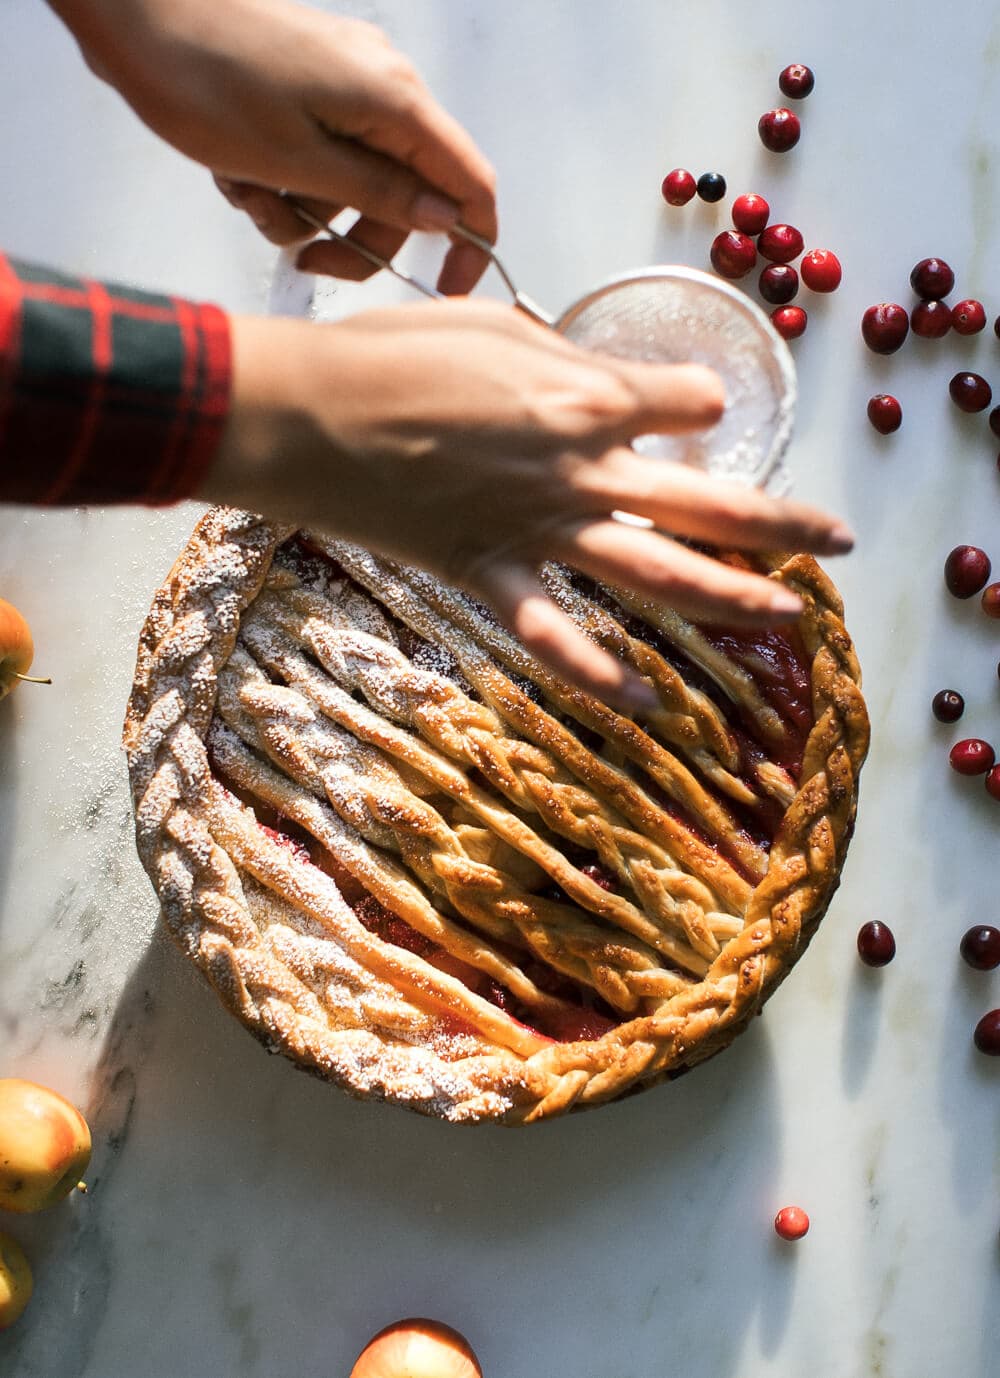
[124,508,868,1123]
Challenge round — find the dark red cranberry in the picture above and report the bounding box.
[973,1009,1000,1055]
[861,303,909,354]
[759,263,798,304]
[857,921,896,966]
[987,765,1000,801]
[961,926,1000,969]
[910,257,955,300]
[732,193,770,235]
[911,300,952,338]
[944,544,991,597]
[696,171,727,203]
[758,223,804,264]
[952,299,987,334]
[800,249,842,293]
[661,168,697,206]
[995,314,1000,340]
[867,394,901,434]
[710,230,757,279]
[990,408,1000,439]
[981,582,1000,617]
[949,738,996,775]
[932,689,965,722]
[950,372,993,412]
[758,107,801,152]
[778,64,815,99]
[770,305,807,340]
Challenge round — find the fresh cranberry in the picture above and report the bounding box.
[696,171,727,203]
[910,257,955,300]
[758,108,801,152]
[710,230,757,279]
[949,738,996,775]
[759,263,798,304]
[867,394,901,434]
[861,303,909,354]
[857,921,896,966]
[973,1009,1000,1055]
[771,305,807,340]
[952,299,987,334]
[989,408,1000,439]
[981,582,1000,617]
[911,300,952,338]
[950,372,993,412]
[987,765,1000,801]
[778,64,815,99]
[800,249,842,292]
[932,689,965,722]
[732,193,770,235]
[661,169,697,206]
[944,544,991,597]
[774,1206,809,1240]
[758,224,804,265]
[661,170,696,207]
[995,314,1000,340]
[961,926,1000,969]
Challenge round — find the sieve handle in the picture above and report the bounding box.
[283,196,554,326]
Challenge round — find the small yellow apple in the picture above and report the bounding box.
[0,597,50,702]
[0,1079,91,1213]
[0,1232,33,1330]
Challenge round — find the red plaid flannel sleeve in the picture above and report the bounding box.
[0,252,231,506]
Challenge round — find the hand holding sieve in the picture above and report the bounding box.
[285,200,796,494]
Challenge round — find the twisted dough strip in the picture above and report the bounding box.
[214,651,691,1012]
[245,579,737,960]
[124,511,868,1123]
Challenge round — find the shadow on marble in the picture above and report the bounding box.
[3,919,792,1378]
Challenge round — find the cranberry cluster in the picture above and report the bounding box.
[862,256,998,438]
[758,64,814,153]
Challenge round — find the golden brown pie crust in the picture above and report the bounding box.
[124,507,869,1123]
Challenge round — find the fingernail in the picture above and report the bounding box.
[413,191,460,231]
[827,522,855,553]
[771,589,804,615]
[614,677,661,716]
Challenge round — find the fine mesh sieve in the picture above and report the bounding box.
[286,202,796,494]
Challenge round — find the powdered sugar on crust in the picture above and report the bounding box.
[123,509,869,1123]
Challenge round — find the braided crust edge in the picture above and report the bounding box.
[123,510,869,1125]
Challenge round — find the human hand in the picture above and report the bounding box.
[50,0,496,294]
[201,300,854,706]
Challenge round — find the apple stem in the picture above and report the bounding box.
[75,1181,88,1195]
[15,673,52,684]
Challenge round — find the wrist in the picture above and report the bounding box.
[196,314,320,517]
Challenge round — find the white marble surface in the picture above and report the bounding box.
[2,2,999,1375]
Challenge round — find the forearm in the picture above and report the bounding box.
[0,253,230,506]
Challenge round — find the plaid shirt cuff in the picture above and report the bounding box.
[0,253,231,507]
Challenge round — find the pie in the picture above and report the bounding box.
[124,507,868,1124]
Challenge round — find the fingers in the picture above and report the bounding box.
[473,563,659,711]
[580,449,855,556]
[214,179,339,247]
[295,216,408,281]
[606,361,726,436]
[550,521,806,627]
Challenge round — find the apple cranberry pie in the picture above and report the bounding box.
[124,507,868,1123]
